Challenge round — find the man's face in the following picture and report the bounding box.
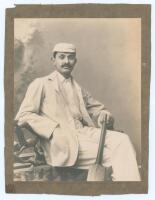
[53,52,77,78]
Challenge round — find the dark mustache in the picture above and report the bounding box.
[62,64,72,68]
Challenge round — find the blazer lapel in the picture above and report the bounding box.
[47,71,72,122]
[73,80,95,127]
[47,71,60,94]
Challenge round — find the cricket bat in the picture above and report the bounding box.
[87,114,107,181]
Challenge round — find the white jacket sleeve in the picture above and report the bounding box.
[15,78,58,139]
[81,88,109,122]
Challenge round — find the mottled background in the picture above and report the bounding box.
[14,18,141,163]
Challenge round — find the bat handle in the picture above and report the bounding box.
[95,114,107,165]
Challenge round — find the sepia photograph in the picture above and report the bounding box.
[13,18,141,182]
[4,4,150,195]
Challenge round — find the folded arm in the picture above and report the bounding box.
[82,88,114,129]
[15,78,58,139]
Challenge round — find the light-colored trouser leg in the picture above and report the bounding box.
[74,127,141,181]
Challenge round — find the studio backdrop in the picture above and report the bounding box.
[14,18,141,163]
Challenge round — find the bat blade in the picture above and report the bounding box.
[87,164,106,181]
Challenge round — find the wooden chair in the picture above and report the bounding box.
[14,122,112,181]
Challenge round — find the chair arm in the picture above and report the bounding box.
[14,121,39,148]
[14,121,46,165]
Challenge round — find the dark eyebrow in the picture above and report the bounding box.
[58,52,76,55]
[58,54,65,58]
[68,54,76,57]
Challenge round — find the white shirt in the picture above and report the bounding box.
[56,71,83,129]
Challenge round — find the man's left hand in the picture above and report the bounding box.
[98,111,114,129]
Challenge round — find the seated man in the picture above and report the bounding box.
[15,42,141,181]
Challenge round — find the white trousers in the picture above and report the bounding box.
[74,127,141,181]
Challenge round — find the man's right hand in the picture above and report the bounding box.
[98,111,114,129]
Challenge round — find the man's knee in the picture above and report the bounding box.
[107,130,130,141]
[120,132,130,142]
[116,132,132,146]
[119,133,136,155]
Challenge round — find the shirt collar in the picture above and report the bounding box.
[56,71,72,83]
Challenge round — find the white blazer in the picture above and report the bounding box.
[15,71,106,166]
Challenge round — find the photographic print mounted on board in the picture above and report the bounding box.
[5,4,151,195]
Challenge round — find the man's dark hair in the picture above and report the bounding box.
[53,51,57,58]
